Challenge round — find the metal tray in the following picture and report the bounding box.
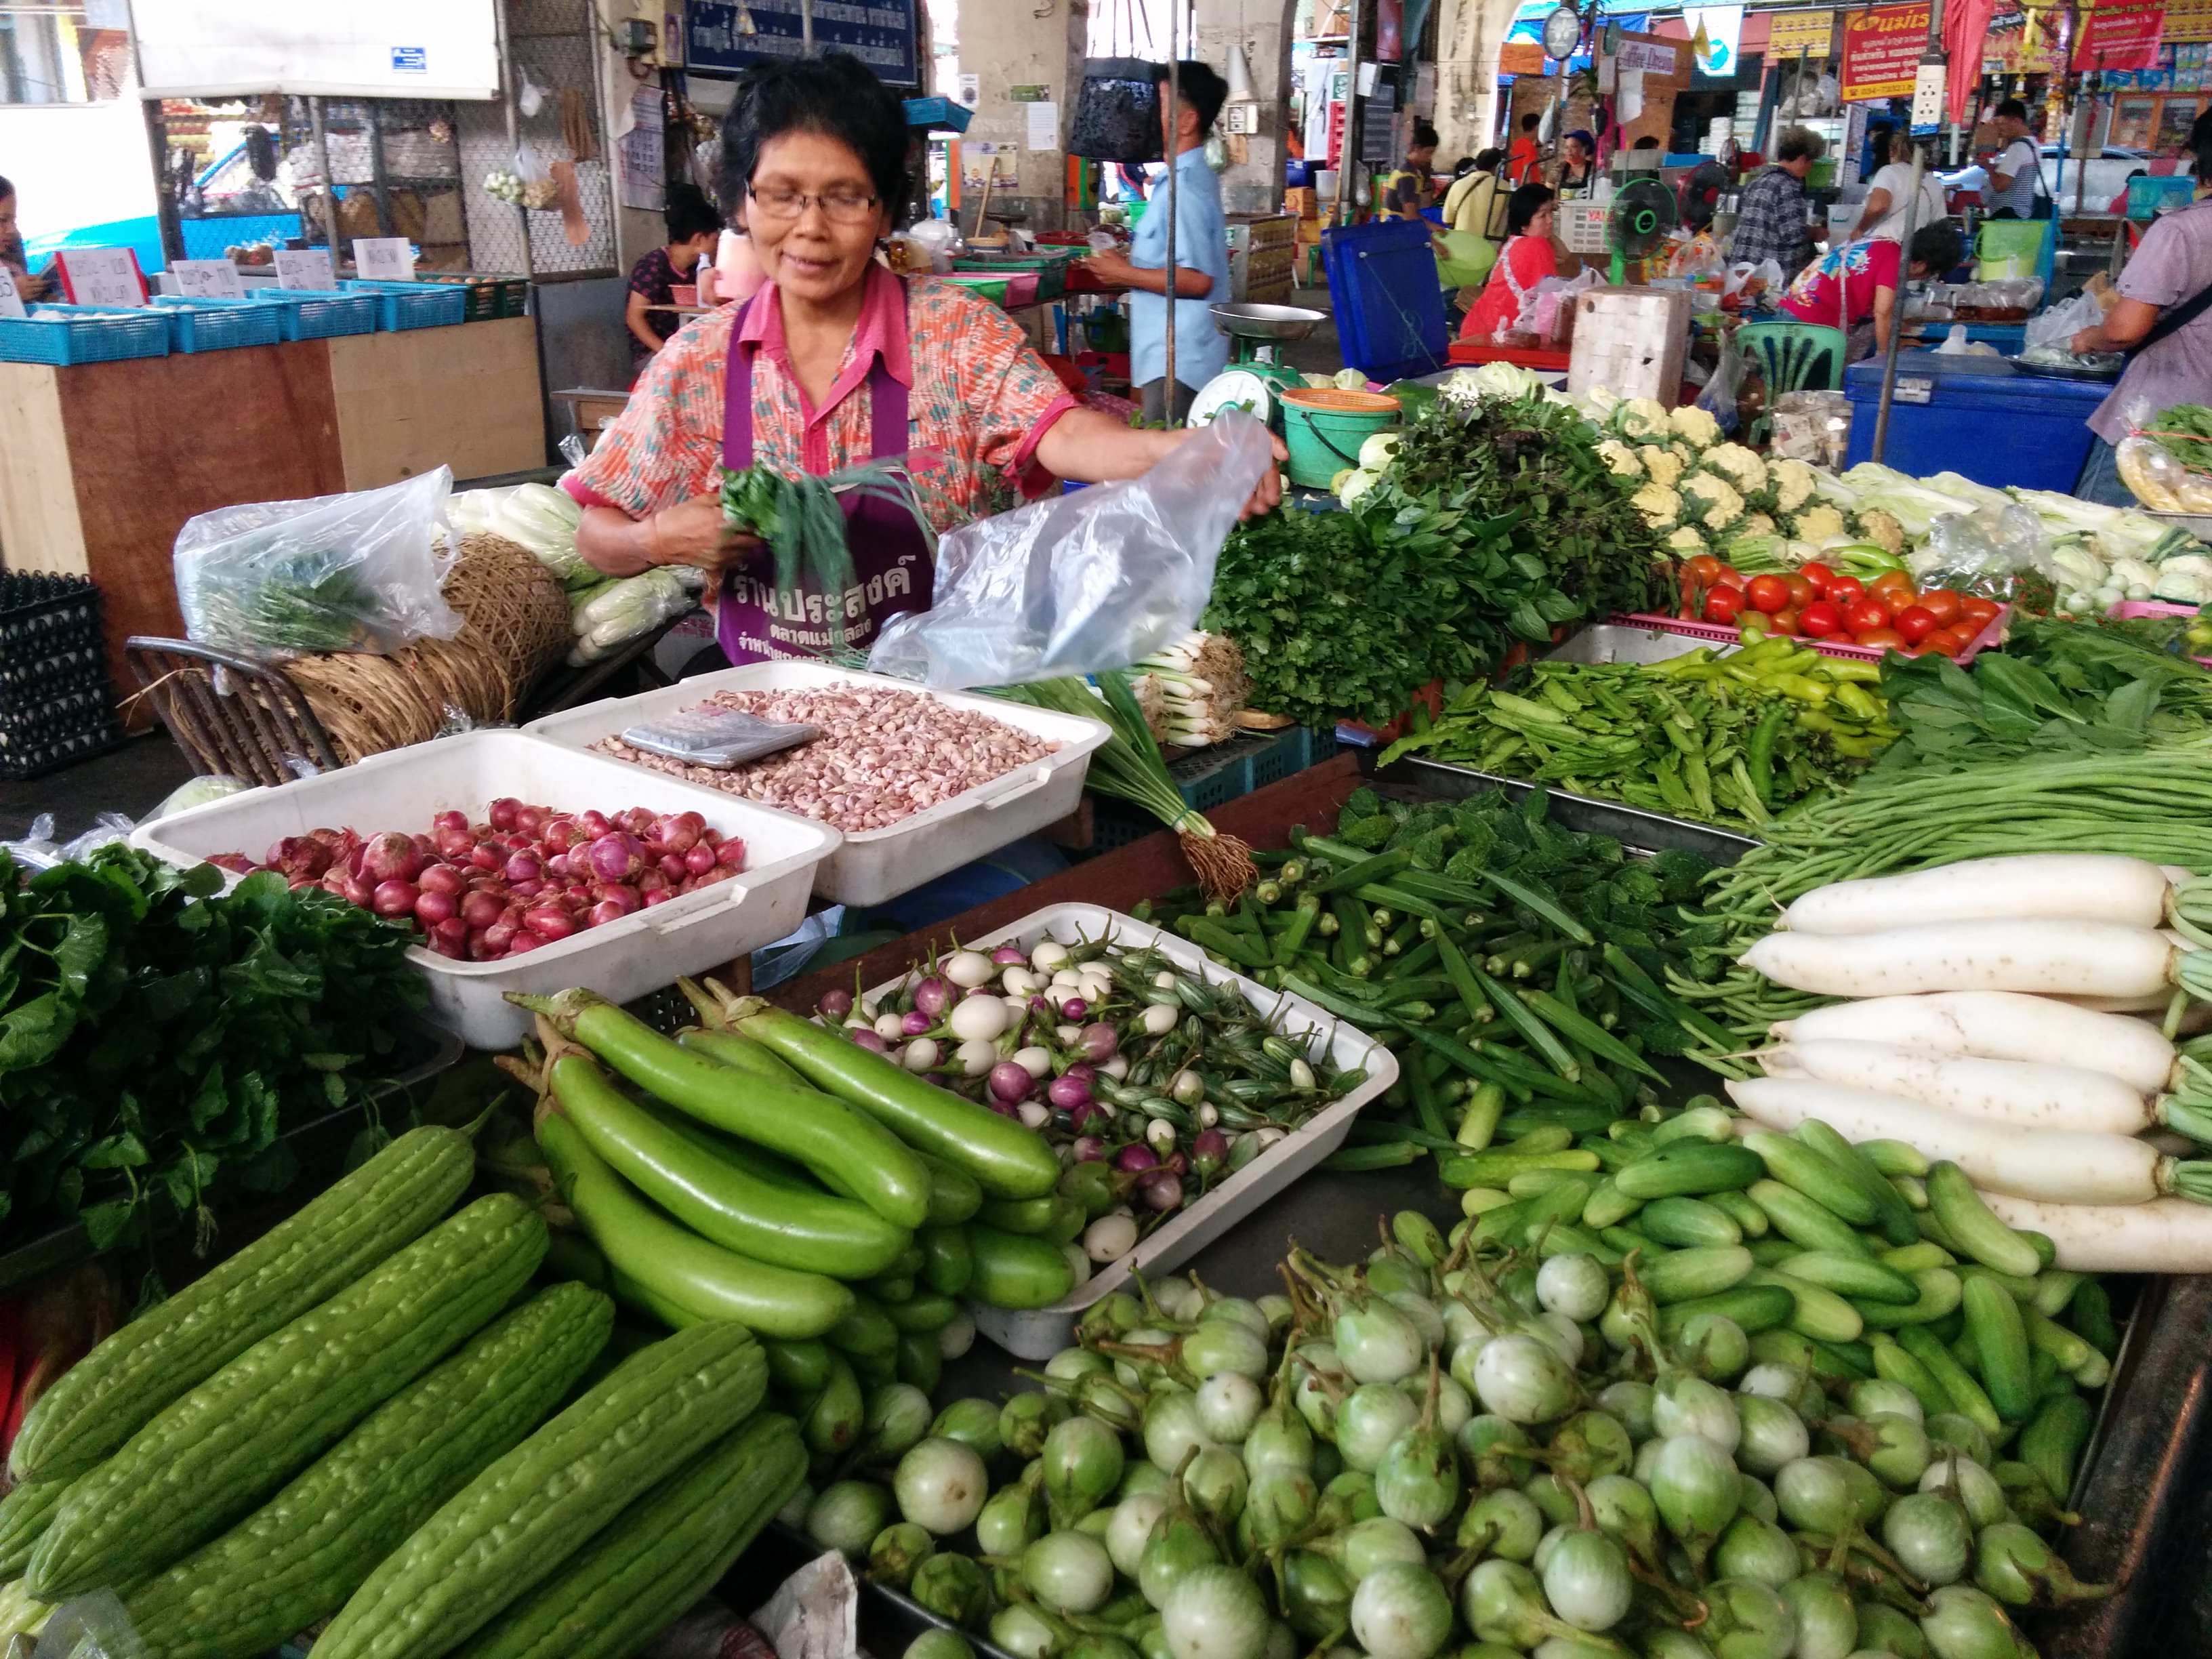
[1379,756,1760,864]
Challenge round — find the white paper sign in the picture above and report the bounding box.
[171,258,246,300]
[274,248,336,291]
[0,278,25,321]
[352,238,416,281]
[1618,67,1646,122]
[54,248,146,308]
[1024,101,1059,150]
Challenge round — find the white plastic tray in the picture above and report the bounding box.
[858,903,1398,1360]
[130,731,840,1051]
[523,662,1111,908]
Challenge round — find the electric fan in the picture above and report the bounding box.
[1605,176,1677,285]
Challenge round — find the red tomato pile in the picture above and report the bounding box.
[1677,557,1999,657]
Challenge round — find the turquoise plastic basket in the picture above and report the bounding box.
[0,304,170,366]
[151,296,284,353]
[249,288,380,341]
[344,280,468,331]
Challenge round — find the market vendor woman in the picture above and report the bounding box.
[564,54,1281,666]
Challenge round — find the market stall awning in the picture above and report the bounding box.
[129,0,501,100]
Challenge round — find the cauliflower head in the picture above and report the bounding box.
[1771,458,1820,512]
[1596,438,1643,479]
[1668,405,1723,448]
[1856,510,1907,556]
[1790,504,1847,544]
[1618,398,1671,440]
[1740,512,1777,538]
[1639,446,1686,489]
[1631,482,1682,529]
[1664,527,1708,556]
[1683,476,1747,533]
[1703,443,1769,493]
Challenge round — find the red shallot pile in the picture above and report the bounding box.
[590,685,1059,833]
[212,798,745,961]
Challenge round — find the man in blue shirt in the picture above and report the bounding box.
[1080,61,1231,423]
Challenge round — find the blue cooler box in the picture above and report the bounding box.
[1843,356,2106,492]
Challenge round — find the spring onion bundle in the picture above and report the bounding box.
[996,674,1256,899]
[719,459,935,652]
[1131,632,1250,747]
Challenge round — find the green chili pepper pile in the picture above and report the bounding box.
[1138,787,1725,1173]
[1374,640,1898,834]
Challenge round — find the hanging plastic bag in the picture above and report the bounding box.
[1067,58,1166,163]
[174,468,463,660]
[2024,288,2105,354]
[1695,325,1746,435]
[868,411,1275,688]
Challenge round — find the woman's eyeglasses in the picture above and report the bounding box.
[748,185,880,224]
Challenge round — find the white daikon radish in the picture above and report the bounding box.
[1773,992,2180,1096]
[1977,1190,2212,1274]
[1740,920,2190,1000]
[1759,1039,2157,1135]
[1725,1075,2212,1206]
[1776,855,2176,937]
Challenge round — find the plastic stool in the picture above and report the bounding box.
[1738,321,1848,393]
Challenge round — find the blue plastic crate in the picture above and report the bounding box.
[150,295,283,354]
[1092,726,1330,850]
[1843,359,2106,493]
[344,280,469,331]
[0,304,170,367]
[1321,218,1448,383]
[903,95,974,132]
[248,287,381,341]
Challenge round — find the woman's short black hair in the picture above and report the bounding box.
[1908,218,1965,275]
[664,182,722,243]
[1507,182,1554,235]
[718,52,908,222]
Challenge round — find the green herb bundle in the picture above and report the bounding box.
[0,848,425,1250]
[187,548,384,655]
[718,460,934,652]
[2142,402,2212,474]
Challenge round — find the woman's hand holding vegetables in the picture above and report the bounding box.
[647,495,760,576]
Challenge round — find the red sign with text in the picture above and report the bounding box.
[1841,1,1933,100]
[2072,0,2165,68]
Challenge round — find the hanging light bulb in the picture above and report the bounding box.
[1225,44,1258,102]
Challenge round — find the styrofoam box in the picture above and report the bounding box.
[129,731,840,1050]
[870,903,1399,1361]
[525,662,1111,908]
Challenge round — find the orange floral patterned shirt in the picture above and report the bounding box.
[561,264,1078,533]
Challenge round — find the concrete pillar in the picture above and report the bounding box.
[1191,0,1291,215]
[947,0,1086,231]
[1432,0,1521,161]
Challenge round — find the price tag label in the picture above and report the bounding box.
[274,248,335,291]
[171,259,246,300]
[352,238,417,282]
[52,248,146,308]
[0,277,25,321]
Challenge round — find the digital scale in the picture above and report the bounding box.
[1187,302,1328,429]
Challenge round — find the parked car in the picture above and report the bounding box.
[2037,145,2153,211]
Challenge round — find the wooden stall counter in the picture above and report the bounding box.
[0,316,546,709]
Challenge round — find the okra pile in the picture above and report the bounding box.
[1373,642,1897,833]
[1141,787,1724,1172]
[802,1100,2112,1659]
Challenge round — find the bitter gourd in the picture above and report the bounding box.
[0,1479,72,1578]
[315,1320,766,1659]
[449,1412,804,1659]
[28,1193,545,1602]
[124,1282,613,1659]
[12,1126,474,1485]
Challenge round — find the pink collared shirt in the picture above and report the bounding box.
[564,264,1078,531]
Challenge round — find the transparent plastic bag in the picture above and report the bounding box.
[2025,289,2104,353]
[175,468,460,660]
[868,411,1274,688]
[2120,395,2212,512]
[1912,501,2057,598]
[1695,327,1745,435]
[33,1591,144,1659]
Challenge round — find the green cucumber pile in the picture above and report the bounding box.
[0,1128,800,1659]
[506,983,1080,1380]
[813,1101,2113,1659]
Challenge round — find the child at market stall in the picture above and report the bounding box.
[625,184,723,375]
[1776,219,1963,359]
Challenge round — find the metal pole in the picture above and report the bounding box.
[1870,0,1945,464]
[1164,29,1181,411]
[802,0,816,52]
[309,97,342,258]
[1341,0,1363,226]
[492,0,533,277]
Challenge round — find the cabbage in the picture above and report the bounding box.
[1303,373,1338,389]
[2154,554,2212,604]
[1359,432,1401,471]
[487,483,594,589]
[1337,468,1382,508]
[1333,368,1369,390]
[1467,361,1546,402]
[567,567,704,662]
[148,775,253,821]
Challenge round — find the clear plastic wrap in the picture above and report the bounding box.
[1911,501,2058,598]
[174,468,462,659]
[2118,396,2212,513]
[868,411,1274,688]
[2024,288,2105,353]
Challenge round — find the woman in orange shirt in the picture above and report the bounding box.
[1460,184,1558,342]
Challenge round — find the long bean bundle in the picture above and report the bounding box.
[995,674,1256,899]
[1671,753,2212,1057]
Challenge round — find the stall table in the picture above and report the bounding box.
[0,319,545,705]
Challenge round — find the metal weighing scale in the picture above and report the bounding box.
[1187,302,1328,428]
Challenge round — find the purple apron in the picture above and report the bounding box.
[715,281,935,665]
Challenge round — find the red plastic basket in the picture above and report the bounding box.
[1615,605,2011,666]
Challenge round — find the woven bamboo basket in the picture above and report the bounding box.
[286,533,573,764]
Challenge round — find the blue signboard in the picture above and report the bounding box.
[391,45,428,73]
[688,0,920,87]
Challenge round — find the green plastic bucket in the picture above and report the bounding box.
[1975,219,2049,281]
[1279,387,1399,488]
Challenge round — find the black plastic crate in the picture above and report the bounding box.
[0,574,123,779]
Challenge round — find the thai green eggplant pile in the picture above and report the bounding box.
[508,983,1079,1357]
[1136,787,1722,1173]
[0,1127,799,1659]
[798,932,1368,1271]
[809,1111,2116,1659]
